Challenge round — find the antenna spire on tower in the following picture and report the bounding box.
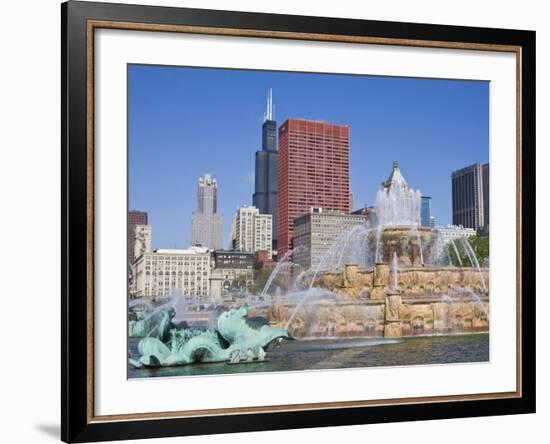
[264,88,274,122]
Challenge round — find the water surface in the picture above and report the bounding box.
[128,333,488,379]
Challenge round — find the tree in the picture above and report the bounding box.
[253,268,273,294]
[447,235,489,267]
[469,236,489,265]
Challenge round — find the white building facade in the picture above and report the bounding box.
[133,247,212,302]
[436,224,476,243]
[231,205,273,258]
[254,213,272,254]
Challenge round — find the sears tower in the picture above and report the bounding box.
[253,89,278,251]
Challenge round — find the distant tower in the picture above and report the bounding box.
[253,89,278,251]
[420,196,432,227]
[191,174,223,249]
[482,163,489,228]
[452,163,488,230]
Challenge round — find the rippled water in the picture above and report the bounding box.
[128,333,489,379]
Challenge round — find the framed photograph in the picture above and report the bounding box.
[62,1,535,442]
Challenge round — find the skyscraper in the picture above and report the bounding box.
[420,195,432,227]
[191,174,223,249]
[277,119,350,258]
[451,162,489,230]
[293,208,368,270]
[482,162,490,228]
[252,89,278,250]
[128,210,148,264]
[230,205,273,258]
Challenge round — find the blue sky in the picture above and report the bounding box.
[128,65,488,250]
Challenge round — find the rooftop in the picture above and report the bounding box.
[154,246,210,255]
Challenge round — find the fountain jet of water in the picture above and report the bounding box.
[374,225,383,263]
[261,249,293,298]
[391,252,399,290]
[458,237,487,293]
[409,226,425,266]
[450,238,463,267]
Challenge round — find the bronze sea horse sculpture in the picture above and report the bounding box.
[129,304,293,368]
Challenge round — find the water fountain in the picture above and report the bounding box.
[264,162,489,338]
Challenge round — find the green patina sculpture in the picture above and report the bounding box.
[129,307,177,341]
[129,304,292,368]
[128,318,152,338]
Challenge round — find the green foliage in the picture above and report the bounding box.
[253,268,273,293]
[447,236,489,267]
[469,236,489,265]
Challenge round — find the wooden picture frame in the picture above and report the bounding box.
[62,1,535,442]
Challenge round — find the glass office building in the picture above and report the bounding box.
[421,195,432,227]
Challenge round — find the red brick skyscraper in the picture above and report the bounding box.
[277,119,350,258]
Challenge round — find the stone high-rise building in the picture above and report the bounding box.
[191,174,223,249]
[230,205,273,259]
[482,162,490,228]
[128,210,148,264]
[293,208,368,270]
[451,163,489,230]
[277,119,350,258]
[252,89,278,250]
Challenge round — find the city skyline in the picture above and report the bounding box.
[128,65,489,250]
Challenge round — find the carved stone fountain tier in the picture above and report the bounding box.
[262,257,489,339]
[374,226,435,267]
[262,283,489,339]
[317,263,489,300]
